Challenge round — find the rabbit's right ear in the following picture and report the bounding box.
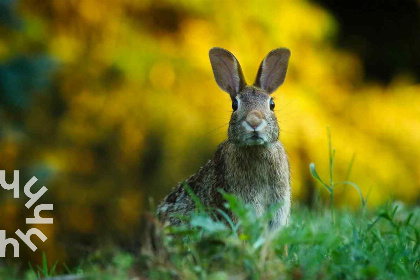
[254,48,291,94]
[209,48,247,98]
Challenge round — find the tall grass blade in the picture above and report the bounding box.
[345,153,356,181]
[183,182,205,212]
[335,181,365,207]
[309,163,331,193]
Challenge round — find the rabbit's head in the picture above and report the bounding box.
[209,48,291,146]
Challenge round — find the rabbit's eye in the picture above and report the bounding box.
[270,98,275,111]
[232,99,238,111]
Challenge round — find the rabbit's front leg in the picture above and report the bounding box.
[268,194,291,230]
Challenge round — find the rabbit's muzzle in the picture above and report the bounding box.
[241,110,268,145]
[245,110,264,129]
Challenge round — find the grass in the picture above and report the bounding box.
[140,199,420,279]
[28,252,58,278]
[2,201,420,279]
[1,130,419,279]
[310,126,367,224]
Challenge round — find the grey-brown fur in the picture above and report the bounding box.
[157,47,291,229]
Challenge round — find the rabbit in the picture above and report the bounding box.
[157,47,291,230]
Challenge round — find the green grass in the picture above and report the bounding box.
[2,200,419,279]
[1,130,419,279]
[27,252,58,278]
[38,200,415,280]
[141,199,419,279]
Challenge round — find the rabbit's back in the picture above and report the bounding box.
[157,157,222,225]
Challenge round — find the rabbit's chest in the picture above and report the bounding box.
[247,185,279,215]
[228,173,283,209]
[224,150,288,209]
[217,142,291,226]
[225,167,289,221]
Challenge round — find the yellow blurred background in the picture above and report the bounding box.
[0,0,419,266]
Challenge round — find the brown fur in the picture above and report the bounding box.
[157,48,291,229]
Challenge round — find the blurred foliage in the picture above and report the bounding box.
[0,0,419,267]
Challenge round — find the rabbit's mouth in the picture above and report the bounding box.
[244,133,266,145]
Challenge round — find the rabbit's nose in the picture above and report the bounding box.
[246,110,263,129]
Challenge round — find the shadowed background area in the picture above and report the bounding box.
[0,0,419,268]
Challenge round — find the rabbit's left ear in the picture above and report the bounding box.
[254,48,291,94]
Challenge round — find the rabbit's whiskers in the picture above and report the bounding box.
[197,123,229,140]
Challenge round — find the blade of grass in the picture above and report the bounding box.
[335,181,365,207]
[183,182,205,212]
[345,153,356,181]
[309,163,331,193]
